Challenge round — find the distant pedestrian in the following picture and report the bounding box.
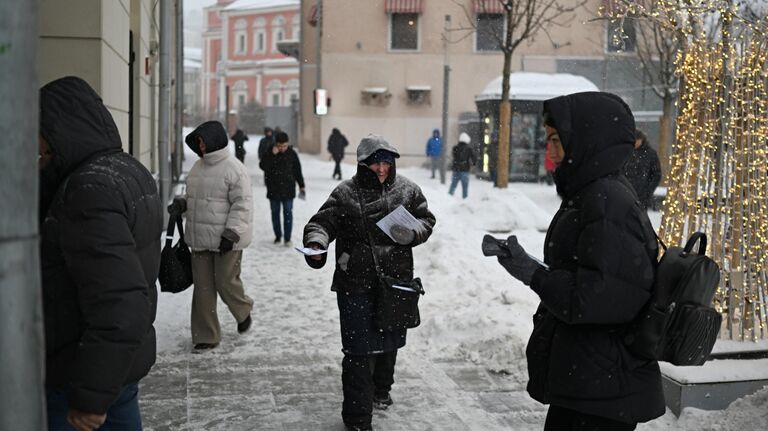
[448,132,476,199]
[39,76,162,430]
[231,127,249,163]
[303,135,436,431]
[170,121,255,352]
[258,127,274,160]
[622,129,662,210]
[425,128,442,179]
[259,131,305,245]
[328,127,349,180]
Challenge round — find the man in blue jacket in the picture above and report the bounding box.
[425,128,442,179]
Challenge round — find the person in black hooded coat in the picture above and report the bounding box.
[489,92,664,430]
[327,127,349,180]
[39,76,162,430]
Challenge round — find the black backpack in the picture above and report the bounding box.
[624,232,722,365]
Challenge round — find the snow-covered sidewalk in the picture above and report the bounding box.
[140,148,767,430]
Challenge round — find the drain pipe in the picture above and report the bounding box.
[174,0,184,182]
[158,0,172,204]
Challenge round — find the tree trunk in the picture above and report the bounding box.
[658,94,674,185]
[496,7,515,189]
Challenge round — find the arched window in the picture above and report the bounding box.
[252,17,266,54]
[234,19,248,55]
[291,14,300,40]
[232,80,248,110]
[271,15,286,53]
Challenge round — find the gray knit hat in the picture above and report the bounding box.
[356,134,400,162]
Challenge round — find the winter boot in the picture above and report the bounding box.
[345,424,372,431]
[373,393,393,410]
[237,315,252,334]
[193,343,219,352]
[273,236,281,244]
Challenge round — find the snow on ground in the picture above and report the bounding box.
[153,135,767,429]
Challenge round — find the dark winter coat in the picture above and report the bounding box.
[259,147,305,200]
[451,142,475,172]
[327,129,349,161]
[39,76,161,414]
[527,92,664,424]
[622,143,662,209]
[303,164,436,295]
[231,129,249,156]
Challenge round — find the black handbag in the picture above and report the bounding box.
[356,186,424,331]
[159,214,193,293]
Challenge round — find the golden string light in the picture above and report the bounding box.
[604,0,768,341]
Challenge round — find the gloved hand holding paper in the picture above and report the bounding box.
[376,205,422,243]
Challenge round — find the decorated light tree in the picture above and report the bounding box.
[606,0,768,341]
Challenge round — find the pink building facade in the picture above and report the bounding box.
[201,0,299,117]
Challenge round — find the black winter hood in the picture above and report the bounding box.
[543,92,635,197]
[185,121,228,156]
[39,76,123,187]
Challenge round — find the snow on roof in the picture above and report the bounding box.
[407,85,432,91]
[476,72,599,102]
[184,47,202,61]
[184,58,202,69]
[362,87,388,94]
[224,0,299,10]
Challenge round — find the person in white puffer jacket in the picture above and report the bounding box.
[169,120,254,352]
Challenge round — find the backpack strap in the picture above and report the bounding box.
[682,232,707,256]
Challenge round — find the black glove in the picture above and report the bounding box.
[495,235,543,286]
[167,196,187,216]
[219,237,234,255]
[482,234,511,258]
[391,224,415,245]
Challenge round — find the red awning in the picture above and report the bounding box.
[473,0,505,14]
[385,0,423,14]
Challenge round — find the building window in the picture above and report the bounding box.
[237,94,246,109]
[272,94,281,106]
[390,13,419,51]
[476,14,504,51]
[253,18,266,53]
[272,15,286,53]
[606,19,636,53]
[267,79,283,106]
[234,18,247,55]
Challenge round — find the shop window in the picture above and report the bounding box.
[390,13,419,51]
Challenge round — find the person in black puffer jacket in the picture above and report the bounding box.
[39,76,162,430]
[448,132,476,199]
[303,135,436,431]
[489,92,664,430]
[622,129,662,210]
[259,131,305,245]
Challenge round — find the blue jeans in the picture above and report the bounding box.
[270,199,294,241]
[449,171,470,199]
[47,383,142,430]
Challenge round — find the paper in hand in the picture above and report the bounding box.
[375,205,422,242]
[294,247,327,256]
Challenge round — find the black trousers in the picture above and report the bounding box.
[333,158,343,179]
[341,350,397,426]
[544,405,637,431]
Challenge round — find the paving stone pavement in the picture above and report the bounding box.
[140,159,548,430]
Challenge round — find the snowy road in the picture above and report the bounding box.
[140,147,767,430]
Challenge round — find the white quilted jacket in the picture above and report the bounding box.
[185,149,253,251]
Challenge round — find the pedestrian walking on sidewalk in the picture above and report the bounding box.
[39,76,162,430]
[170,120,254,352]
[258,127,274,160]
[622,129,662,210]
[260,131,305,246]
[448,132,476,199]
[328,127,349,180]
[303,135,436,431]
[425,128,442,178]
[231,127,249,163]
[486,92,664,430]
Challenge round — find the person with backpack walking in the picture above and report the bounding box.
[328,127,349,180]
[169,121,254,352]
[448,132,476,199]
[302,135,436,431]
[484,92,664,430]
[259,131,305,245]
[231,127,249,163]
[425,128,442,179]
[257,127,274,160]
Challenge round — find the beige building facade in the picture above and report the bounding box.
[39,0,183,189]
[300,0,659,166]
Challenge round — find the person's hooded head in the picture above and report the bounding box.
[542,91,635,197]
[39,76,123,186]
[432,128,440,139]
[264,127,273,136]
[458,132,471,145]
[332,128,340,136]
[356,134,400,185]
[185,121,229,157]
